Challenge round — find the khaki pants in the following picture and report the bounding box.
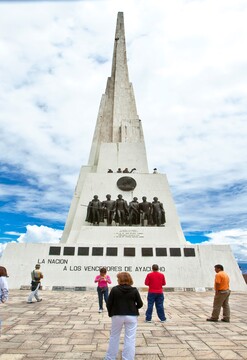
[211,290,231,320]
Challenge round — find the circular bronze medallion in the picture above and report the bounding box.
[117,176,137,191]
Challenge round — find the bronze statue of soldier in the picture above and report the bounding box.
[102,194,116,226]
[151,197,166,226]
[115,194,129,225]
[85,195,102,225]
[128,197,140,226]
[139,196,152,226]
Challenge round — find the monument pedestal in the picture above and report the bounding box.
[2,239,246,291]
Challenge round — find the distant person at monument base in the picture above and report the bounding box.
[207,264,231,322]
[94,267,111,313]
[27,264,43,304]
[144,264,166,323]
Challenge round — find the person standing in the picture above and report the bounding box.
[207,264,231,322]
[144,264,166,322]
[0,266,9,303]
[27,264,43,303]
[105,272,143,360]
[94,267,111,313]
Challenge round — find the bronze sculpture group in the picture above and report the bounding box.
[85,195,166,226]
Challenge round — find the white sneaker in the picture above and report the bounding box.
[98,309,103,313]
[160,319,168,323]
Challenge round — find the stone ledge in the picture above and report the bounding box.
[20,285,214,292]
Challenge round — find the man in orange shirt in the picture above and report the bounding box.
[207,264,231,322]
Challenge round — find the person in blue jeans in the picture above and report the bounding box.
[144,264,166,322]
[94,267,112,313]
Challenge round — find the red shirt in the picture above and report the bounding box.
[145,271,166,293]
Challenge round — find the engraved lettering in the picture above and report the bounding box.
[48,259,68,264]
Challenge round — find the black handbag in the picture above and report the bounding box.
[31,281,39,291]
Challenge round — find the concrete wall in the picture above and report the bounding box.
[2,242,246,291]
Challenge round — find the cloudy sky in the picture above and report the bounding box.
[0,0,247,264]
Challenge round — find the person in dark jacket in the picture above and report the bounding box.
[105,272,143,360]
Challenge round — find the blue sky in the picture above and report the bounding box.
[0,0,247,262]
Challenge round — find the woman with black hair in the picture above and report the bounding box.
[94,267,111,313]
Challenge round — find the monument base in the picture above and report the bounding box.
[2,240,246,291]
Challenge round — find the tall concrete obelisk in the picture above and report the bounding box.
[60,12,185,246]
[1,12,246,291]
[88,12,147,170]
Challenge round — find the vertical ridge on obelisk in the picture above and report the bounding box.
[88,12,147,170]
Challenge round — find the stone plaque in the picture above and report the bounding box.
[156,248,167,256]
[170,248,181,257]
[63,247,75,256]
[49,246,61,256]
[117,176,137,191]
[106,247,118,256]
[142,248,153,256]
[78,247,89,256]
[184,248,196,257]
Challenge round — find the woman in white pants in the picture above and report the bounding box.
[105,272,143,360]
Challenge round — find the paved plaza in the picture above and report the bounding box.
[1,290,247,359]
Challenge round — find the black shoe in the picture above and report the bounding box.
[37,299,42,302]
[206,318,218,322]
[221,318,230,322]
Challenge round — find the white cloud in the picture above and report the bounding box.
[5,231,22,236]
[17,225,62,244]
[200,229,247,262]
[0,225,62,257]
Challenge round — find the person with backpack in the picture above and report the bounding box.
[27,264,43,303]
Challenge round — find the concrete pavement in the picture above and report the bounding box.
[1,290,247,359]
